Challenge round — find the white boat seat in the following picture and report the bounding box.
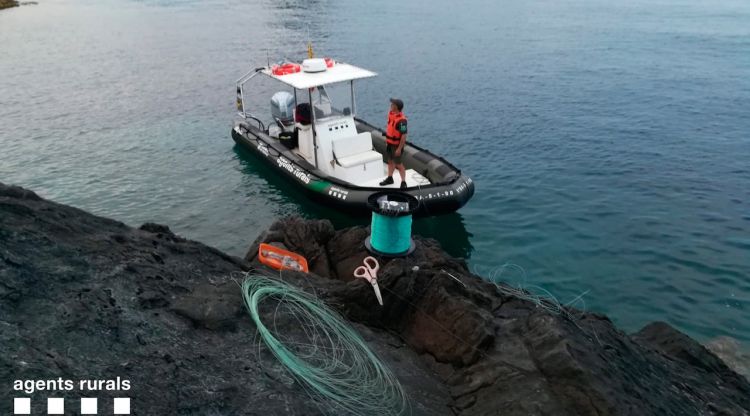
[337,151,382,168]
[332,133,382,167]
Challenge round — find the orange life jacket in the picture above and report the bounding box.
[385,111,407,145]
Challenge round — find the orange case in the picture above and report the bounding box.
[258,243,309,273]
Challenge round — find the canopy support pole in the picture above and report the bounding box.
[310,88,318,168]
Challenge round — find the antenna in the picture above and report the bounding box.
[306,25,314,59]
[266,49,270,68]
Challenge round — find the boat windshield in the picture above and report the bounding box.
[307,83,353,120]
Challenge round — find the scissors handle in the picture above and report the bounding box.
[353,266,371,279]
[362,256,379,273]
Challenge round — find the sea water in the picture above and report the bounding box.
[0,0,748,347]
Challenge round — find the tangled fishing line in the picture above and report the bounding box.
[241,275,409,416]
[479,263,590,325]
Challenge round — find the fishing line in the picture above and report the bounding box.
[240,255,596,416]
[375,274,494,362]
[478,262,602,344]
[377,261,598,362]
[241,274,409,416]
[483,263,589,319]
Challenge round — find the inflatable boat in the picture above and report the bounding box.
[231,57,474,216]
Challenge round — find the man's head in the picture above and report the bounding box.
[389,98,404,112]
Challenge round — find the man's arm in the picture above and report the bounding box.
[397,134,407,154]
[396,119,408,155]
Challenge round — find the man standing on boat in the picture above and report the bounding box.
[380,98,409,189]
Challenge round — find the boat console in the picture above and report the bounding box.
[237,59,399,186]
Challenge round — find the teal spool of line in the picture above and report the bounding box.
[365,192,418,256]
[370,212,412,254]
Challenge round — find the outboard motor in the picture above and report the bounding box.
[270,91,295,127]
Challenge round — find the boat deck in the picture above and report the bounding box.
[358,166,430,188]
[290,147,431,188]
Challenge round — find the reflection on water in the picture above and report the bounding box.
[413,214,473,259]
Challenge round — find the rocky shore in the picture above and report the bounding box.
[1,182,748,415]
[0,0,18,10]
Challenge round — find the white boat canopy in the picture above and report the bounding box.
[261,62,377,89]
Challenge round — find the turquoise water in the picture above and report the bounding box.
[1,0,748,343]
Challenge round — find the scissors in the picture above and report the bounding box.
[353,256,383,306]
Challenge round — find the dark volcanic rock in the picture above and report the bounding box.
[706,336,750,380]
[170,281,245,331]
[1,183,749,415]
[245,216,335,277]
[0,184,447,416]
[0,0,19,10]
[242,216,750,416]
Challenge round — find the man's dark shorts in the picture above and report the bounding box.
[386,143,403,164]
